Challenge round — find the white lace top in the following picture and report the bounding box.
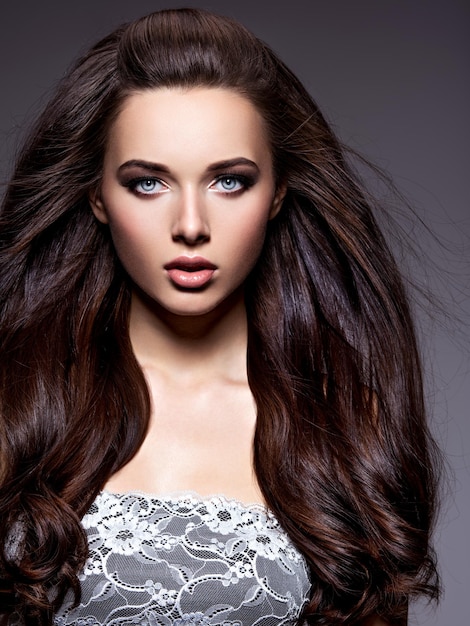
[54,491,311,625]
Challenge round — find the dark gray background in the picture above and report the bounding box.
[0,1,468,624]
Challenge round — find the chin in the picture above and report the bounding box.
[164,302,226,318]
[132,282,245,322]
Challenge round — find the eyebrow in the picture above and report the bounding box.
[206,158,259,172]
[117,157,260,174]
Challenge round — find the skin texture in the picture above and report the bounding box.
[90,87,284,505]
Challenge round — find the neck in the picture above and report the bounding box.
[128,287,249,384]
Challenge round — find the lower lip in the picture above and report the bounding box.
[167,268,215,288]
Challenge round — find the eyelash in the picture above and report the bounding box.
[123,173,256,197]
[123,178,167,196]
[211,174,255,195]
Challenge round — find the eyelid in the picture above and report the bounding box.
[122,175,169,196]
[209,172,256,193]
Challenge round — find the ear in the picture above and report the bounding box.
[89,187,109,224]
[269,184,287,220]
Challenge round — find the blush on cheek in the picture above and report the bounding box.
[234,223,270,275]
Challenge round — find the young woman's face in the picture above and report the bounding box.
[91,87,283,318]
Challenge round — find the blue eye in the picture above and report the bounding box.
[133,178,165,195]
[122,177,166,196]
[213,176,245,193]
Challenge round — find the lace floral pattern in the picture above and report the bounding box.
[54,491,311,625]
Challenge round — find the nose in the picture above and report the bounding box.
[171,188,210,245]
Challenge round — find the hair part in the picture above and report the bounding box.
[0,8,440,625]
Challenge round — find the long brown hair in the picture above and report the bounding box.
[0,8,440,625]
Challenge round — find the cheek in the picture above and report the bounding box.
[106,214,157,273]
[226,210,271,272]
[108,221,140,259]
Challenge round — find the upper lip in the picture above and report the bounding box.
[164,256,217,272]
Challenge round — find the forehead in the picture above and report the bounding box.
[105,87,272,167]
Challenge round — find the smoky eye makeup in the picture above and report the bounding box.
[210,170,258,195]
[117,162,170,197]
[116,158,261,197]
[207,159,260,195]
[123,177,167,196]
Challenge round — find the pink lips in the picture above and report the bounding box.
[164,256,217,288]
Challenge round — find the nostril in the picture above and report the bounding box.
[172,231,210,245]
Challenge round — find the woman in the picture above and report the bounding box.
[0,8,440,626]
